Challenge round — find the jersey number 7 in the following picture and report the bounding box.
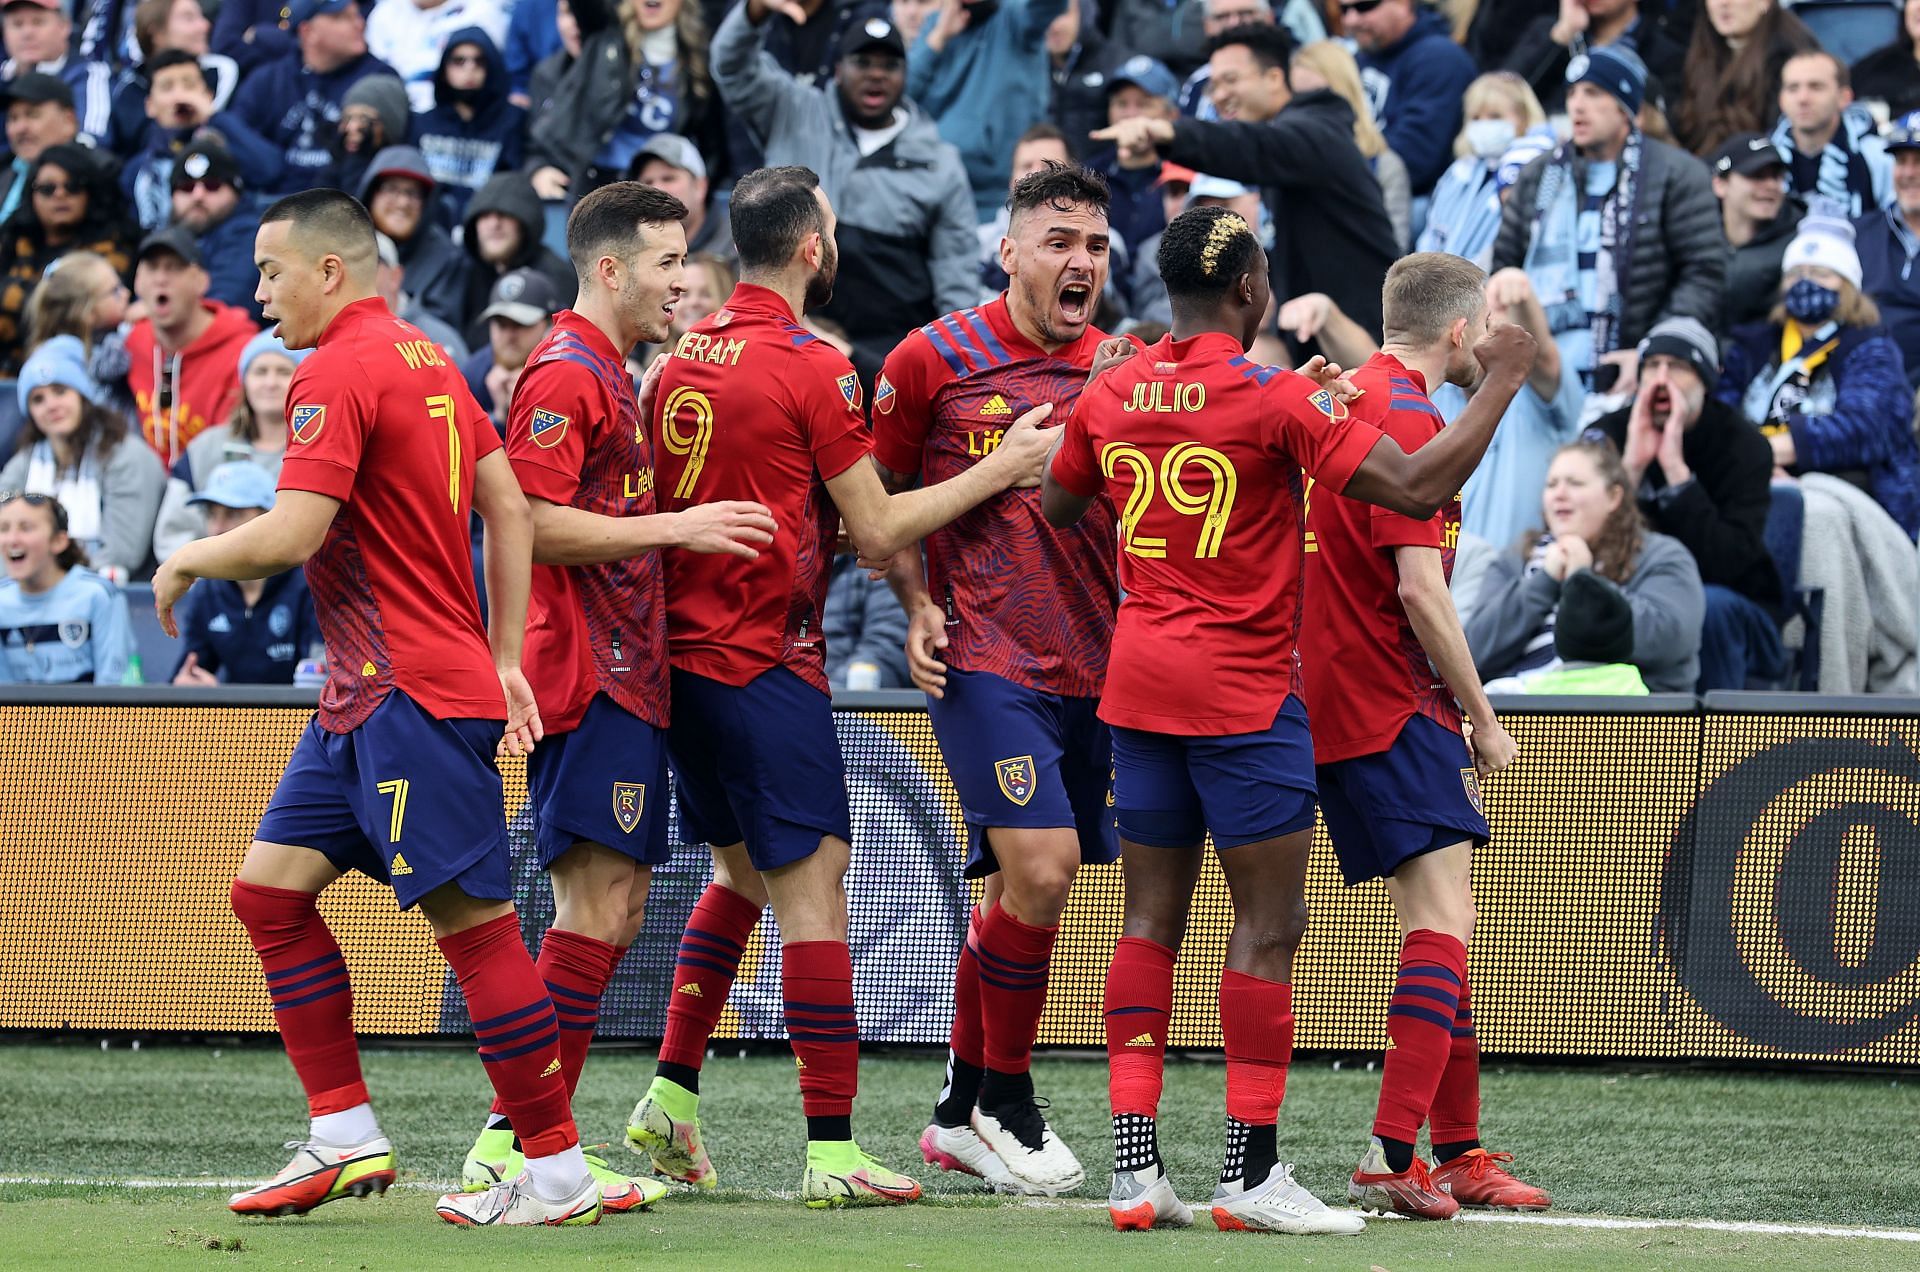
[425,394,461,514]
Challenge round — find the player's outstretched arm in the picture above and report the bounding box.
[473,449,542,756]
[1339,323,1536,519]
[152,490,341,638]
[827,402,1057,561]
[527,497,777,565]
[1396,545,1515,776]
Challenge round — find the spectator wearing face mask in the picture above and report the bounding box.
[1420,71,1550,271]
[365,0,509,113]
[413,28,527,226]
[1720,214,1920,539]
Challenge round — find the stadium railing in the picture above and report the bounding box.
[2,687,1916,1069]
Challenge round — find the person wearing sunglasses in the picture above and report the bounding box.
[0,142,135,377]
[0,490,134,684]
[1342,0,1476,195]
[118,50,282,233]
[170,137,266,315]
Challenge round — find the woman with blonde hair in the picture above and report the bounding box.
[1289,41,1411,251]
[1420,71,1549,269]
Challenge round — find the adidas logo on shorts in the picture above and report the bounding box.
[389,853,413,876]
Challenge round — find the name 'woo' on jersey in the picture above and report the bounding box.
[276,296,504,732]
[1049,332,1381,736]
[506,310,669,733]
[873,296,1123,699]
[1300,353,1467,765]
[650,283,872,694]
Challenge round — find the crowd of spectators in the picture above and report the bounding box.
[0,0,1916,697]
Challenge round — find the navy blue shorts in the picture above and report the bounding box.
[1317,714,1491,885]
[928,668,1120,878]
[665,665,851,872]
[1110,696,1318,850]
[256,690,511,911]
[527,693,671,868]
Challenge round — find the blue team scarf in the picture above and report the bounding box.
[1527,129,1644,362]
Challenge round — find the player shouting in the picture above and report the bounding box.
[623,166,1058,1206]
[454,184,778,1211]
[154,189,599,1227]
[871,162,1129,1197]
[1041,207,1535,1235]
[1297,253,1549,1219]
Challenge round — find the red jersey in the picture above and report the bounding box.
[1049,332,1379,736]
[1300,353,1465,763]
[651,284,871,693]
[276,297,502,733]
[872,297,1122,698]
[505,311,669,733]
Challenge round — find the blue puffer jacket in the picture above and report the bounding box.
[1719,319,1920,539]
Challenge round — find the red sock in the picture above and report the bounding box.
[659,884,760,1071]
[949,906,985,1069]
[1427,970,1481,1146]
[1372,929,1468,1144]
[783,940,859,1118]
[1104,936,1175,1117]
[1221,969,1293,1123]
[492,931,619,1115]
[231,880,368,1116]
[439,913,576,1159]
[976,901,1058,1076]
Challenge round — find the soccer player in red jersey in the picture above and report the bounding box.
[871,162,1131,1196]
[625,166,1058,1207]
[1042,207,1535,1235]
[152,189,599,1227]
[1298,254,1549,1219]
[454,183,777,1210]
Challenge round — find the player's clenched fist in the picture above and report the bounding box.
[903,602,951,698]
[1468,713,1517,777]
[673,500,778,559]
[993,400,1057,489]
[1088,336,1138,383]
[1473,321,1537,380]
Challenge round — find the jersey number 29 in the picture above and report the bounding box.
[1100,441,1238,559]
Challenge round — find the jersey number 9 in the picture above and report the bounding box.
[661,386,715,500]
[1100,441,1238,559]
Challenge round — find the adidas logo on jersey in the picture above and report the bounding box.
[389,852,413,876]
[979,394,1014,417]
[1125,1033,1154,1047]
[541,1058,561,1078]
[677,982,704,997]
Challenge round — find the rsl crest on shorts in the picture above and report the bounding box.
[612,781,647,834]
[995,755,1037,806]
[1460,767,1484,816]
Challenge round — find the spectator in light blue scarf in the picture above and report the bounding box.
[1419,71,1547,271]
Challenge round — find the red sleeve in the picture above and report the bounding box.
[1265,372,1381,497]
[276,357,371,502]
[1049,376,1108,498]
[505,358,593,505]
[869,330,942,476]
[1368,405,1445,551]
[792,347,873,481]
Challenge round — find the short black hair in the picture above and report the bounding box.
[145,49,211,93]
[260,188,379,268]
[730,166,825,271]
[1208,21,1293,74]
[566,180,688,277]
[1007,161,1111,221]
[1157,205,1262,303]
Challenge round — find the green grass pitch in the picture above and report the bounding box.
[2,1043,1917,1270]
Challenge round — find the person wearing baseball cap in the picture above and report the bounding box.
[1710,131,1802,330]
[226,0,396,194]
[171,461,322,687]
[0,0,113,145]
[168,136,263,314]
[0,70,78,222]
[1721,213,1920,538]
[1856,111,1920,394]
[465,268,560,425]
[628,132,734,261]
[126,217,261,464]
[1089,54,1182,258]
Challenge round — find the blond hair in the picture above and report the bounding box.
[1453,72,1548,158]
[1291,42,1386,161]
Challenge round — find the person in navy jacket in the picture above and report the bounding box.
[169,462,321,685]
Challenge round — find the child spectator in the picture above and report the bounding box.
[0,491,132,683]
[108,0,243,148]
[20,249,134,428]
[118,49,281,230]
[169,462,321,685]
[0,337,166,579]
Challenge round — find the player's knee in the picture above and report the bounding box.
[1244,897,1310,955]
[1003,862,1075,924]
[230,876,309,937]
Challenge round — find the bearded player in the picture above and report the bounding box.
[623,166,1059,1206]
[1297,253,1549,1219]
[870,162,1130,1196]
[1042,207,1535,1234]
[154,189,600,1227]
[455,183,778,1210]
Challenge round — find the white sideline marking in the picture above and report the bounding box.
[6,1178,1920,1242]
